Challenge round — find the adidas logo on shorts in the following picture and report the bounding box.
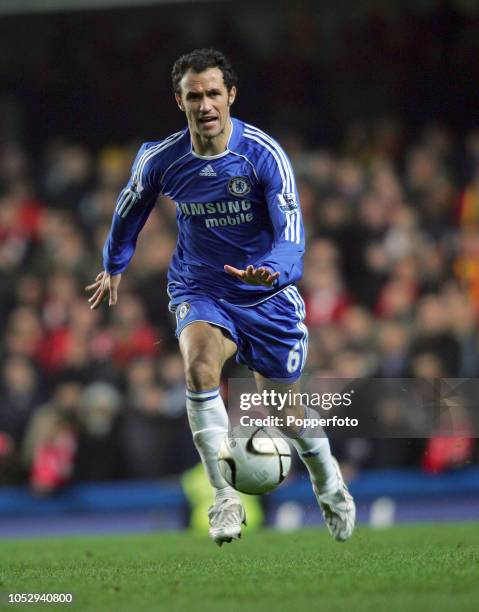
[199,164,217,177]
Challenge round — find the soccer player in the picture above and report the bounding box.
[86,49,355,546]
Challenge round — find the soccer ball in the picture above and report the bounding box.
[218,426,292,495]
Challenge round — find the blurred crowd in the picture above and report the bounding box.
[1,117,478,493]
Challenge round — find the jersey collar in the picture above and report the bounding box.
[189,118,239,160]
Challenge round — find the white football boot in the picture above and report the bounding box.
[208,497,247,547]
[314,457,356,542]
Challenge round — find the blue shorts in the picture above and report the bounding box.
[168,284,308,382]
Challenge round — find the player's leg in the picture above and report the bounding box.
[222,285,355,541]
[179,321,246,545]
[180,321,236,491]
[253,373,339,493]
[180,320,236,390]
[254,372,355,541]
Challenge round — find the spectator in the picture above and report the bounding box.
[75,382,124,481]
[22,380,81,494]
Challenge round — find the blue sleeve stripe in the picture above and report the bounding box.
[117,131,184,220]
[244,126,303,244]
[244,124,295,193]
[243,131,289,193]
[132,130,184,190]
[246,125,297,191]
[161,151,192,184]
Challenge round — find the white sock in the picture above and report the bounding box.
[186,387,238,501]
[290,407,339,494]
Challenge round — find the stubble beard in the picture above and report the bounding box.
[201,119,226,142]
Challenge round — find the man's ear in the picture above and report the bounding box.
[228,86,237,107]
[175,94,185,111]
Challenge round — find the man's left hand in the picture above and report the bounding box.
[224,264,280,287]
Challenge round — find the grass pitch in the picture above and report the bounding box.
[0,523,478,611]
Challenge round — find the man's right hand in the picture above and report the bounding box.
[85,271,122,310]
[224,264,279,287]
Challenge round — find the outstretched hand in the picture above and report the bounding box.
[85,271,122,309]
[224,264,279,287]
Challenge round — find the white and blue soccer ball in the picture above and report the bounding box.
[218,426,291,495]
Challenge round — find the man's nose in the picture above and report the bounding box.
[199,97,213,113]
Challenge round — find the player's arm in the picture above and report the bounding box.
[226,142,304,287]
[85,143,160,309]
[256,144,305,284]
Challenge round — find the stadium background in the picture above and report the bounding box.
[1,0,479,536]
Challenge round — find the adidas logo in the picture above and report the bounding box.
[199,164,217,177]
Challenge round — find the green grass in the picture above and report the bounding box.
[0,523,478,611]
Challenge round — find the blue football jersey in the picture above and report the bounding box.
[103,118,305,305]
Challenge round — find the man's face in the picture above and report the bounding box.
[176,67,236,140]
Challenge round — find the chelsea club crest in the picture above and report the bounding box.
[177,302,190,321]
[228,176,251,196]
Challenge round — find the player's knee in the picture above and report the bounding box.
[184,355,221,391]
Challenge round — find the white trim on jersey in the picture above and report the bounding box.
[189,118,235,160]
[177,319,237,343]
[244,124,295,192]
[243,125,301,244]
[292,210,301,243]
[132,130,184,189]
[119,194,137,218]
[161,151,192,184]
[245,125,301,245]
[116,189,140,218]
[284,285,309,372]
[285,209,292,241]
[191,149,229,160]
[116,130,184,219]
[277,196,300,244]
[115,189,132,215]
[243,130,289,193]
[225,283,290,308]
[228,150,260,182]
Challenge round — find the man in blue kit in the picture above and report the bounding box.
[86,48,355,546]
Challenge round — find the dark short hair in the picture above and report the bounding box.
[171,48,238,94]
